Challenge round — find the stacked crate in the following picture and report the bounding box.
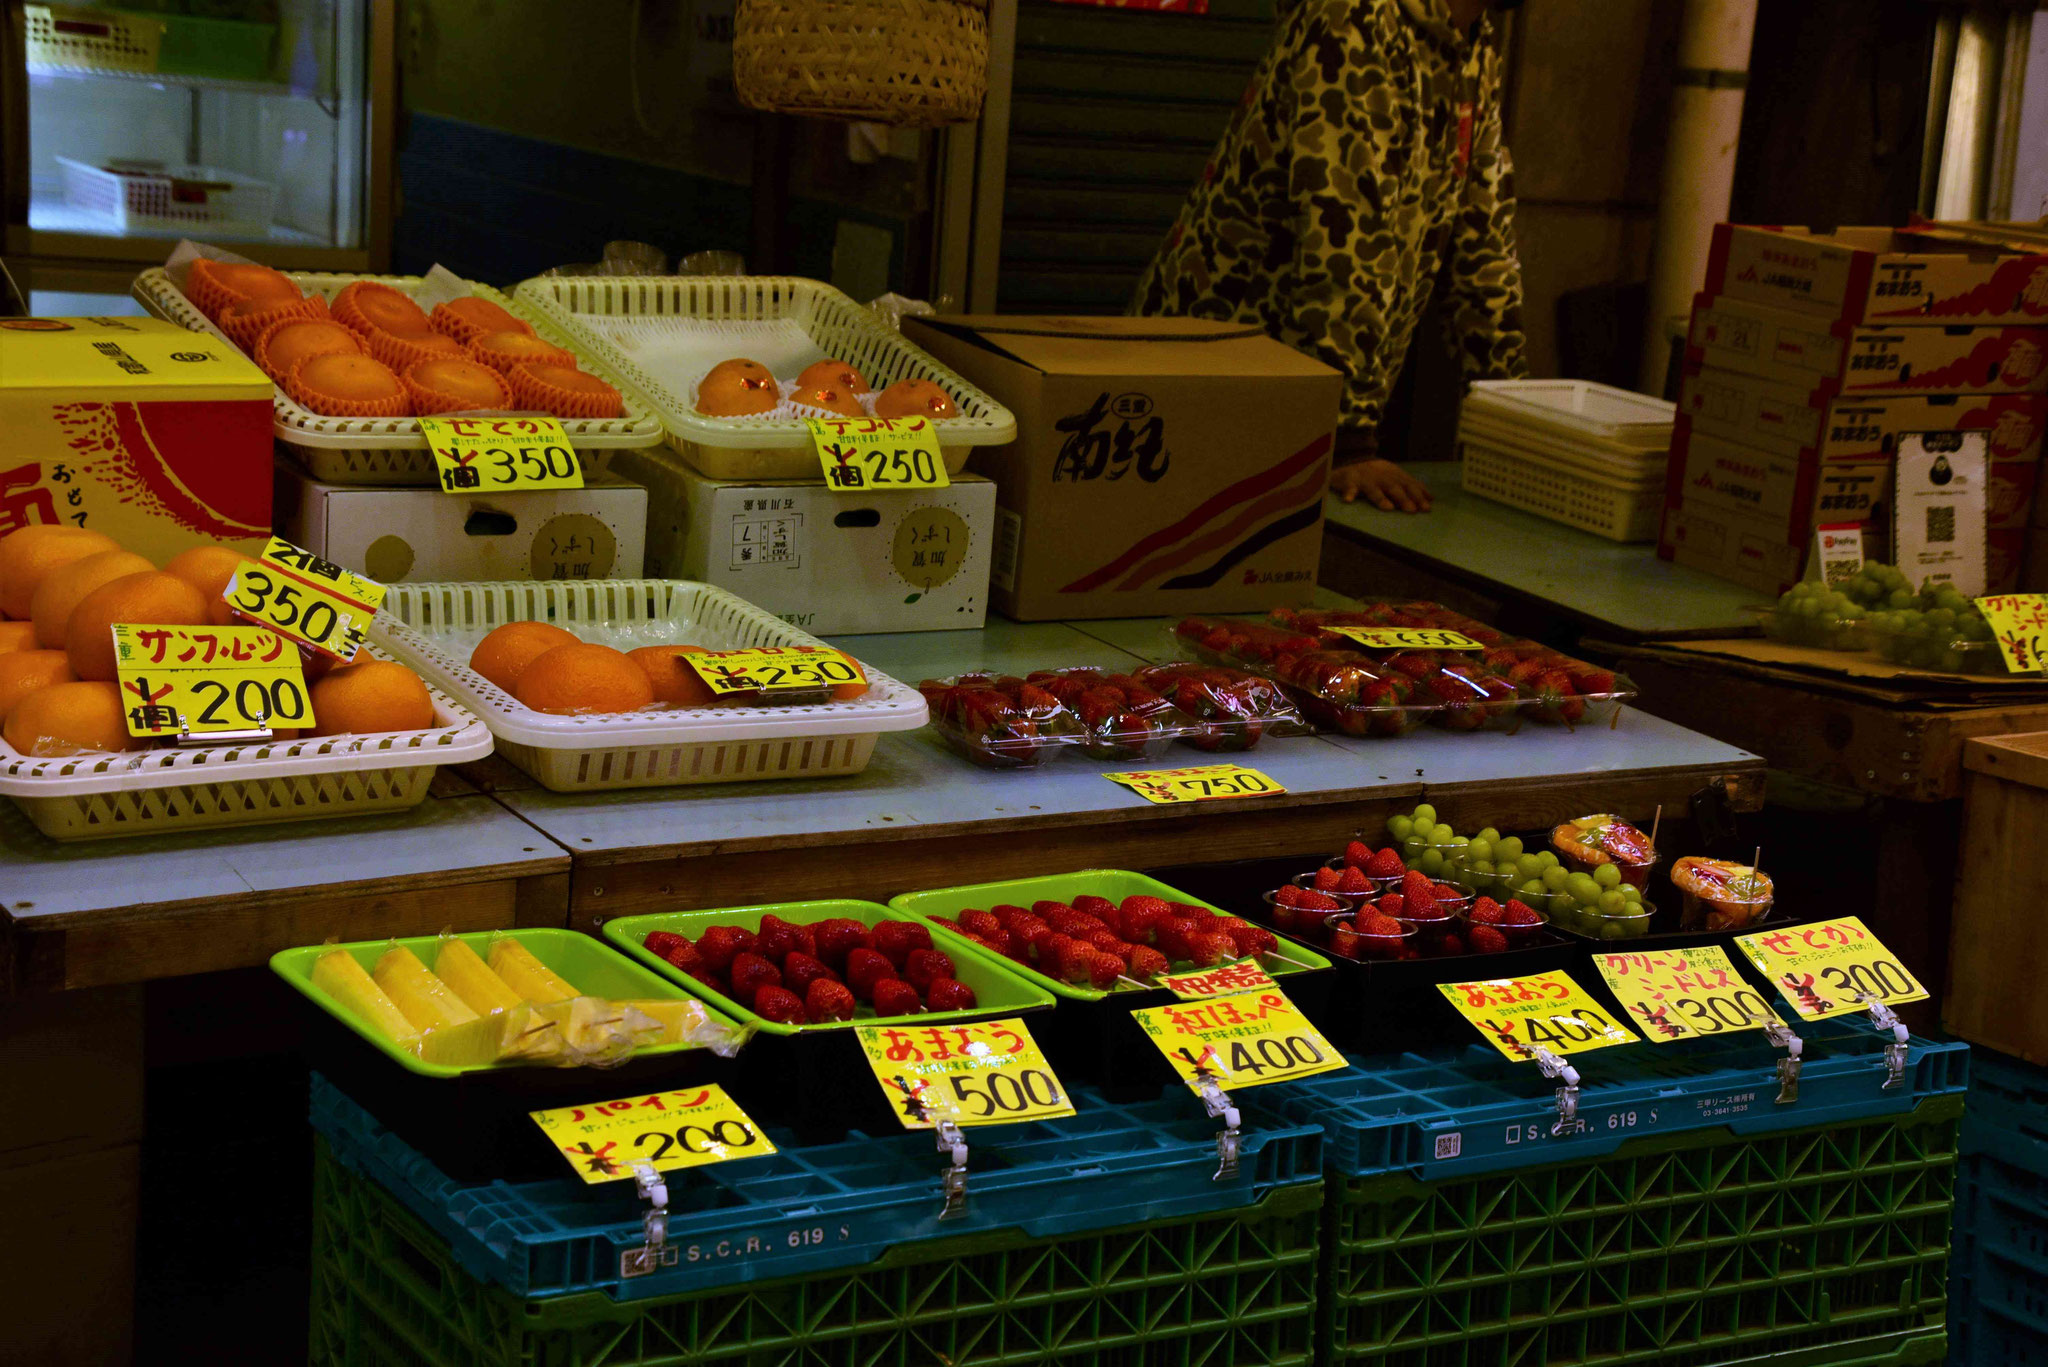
[1951,1048,2048,1366]
[1659,225,2048,595]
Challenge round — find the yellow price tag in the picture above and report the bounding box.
[419,415,584,494]
[111,623,309,737]
[1131,987,1345,1092]
[528,1085,775,1185]
[1160,962,1279,1001]
[1439,970,1640,1061]
[685,644,867,697]
[1105,764,1286,804]
[806,416,950,491]
[854,1018,1073,1129]
[1734,916,1929,1020]
[226,537,385,663]
[1593,945,1785,1043]
[1325,626,1481,651]
[1974,593,2048,673]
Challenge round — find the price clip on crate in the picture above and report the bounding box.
[1592,943,1807,1102]
[1438,969,1642,1135]
[1734,916,1928,1090]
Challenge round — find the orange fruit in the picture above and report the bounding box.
[790,384,863,418]
[405,358,512,415]
[4,681,139,756]
[0,651,77,720]
[874,378,960,420]
[628,645,718,707]
[429,296,530,345]
[0,526,120,620]
[798,359,869,393]
[64,571,209,682]
[162,545,255,626]
[31,549,155,648]
[515,642,655,715]
[0,621,36,655]
[696,358,779,417]
[469,621,579,694]
[469,330,577,375]
[307,660,436,736]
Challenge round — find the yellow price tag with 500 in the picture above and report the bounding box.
[528,1085,775,1185]
[1440,970,1640,1061]
[855,1018,1073,1129]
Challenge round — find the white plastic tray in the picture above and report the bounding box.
[1457,409,1670,482]
[131,264,665,485]
[510,275,1017,481]
[369,579,930,791]
[0,653,493,841]
[1459,431,1665,543]
[1465,379,1674,450]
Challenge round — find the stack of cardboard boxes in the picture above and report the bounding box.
[1661,224,2048,595]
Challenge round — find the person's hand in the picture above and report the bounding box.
[1331,458,1432,513]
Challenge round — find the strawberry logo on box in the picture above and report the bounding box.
[2006,337,2043,387]
[1990,404,2040,460]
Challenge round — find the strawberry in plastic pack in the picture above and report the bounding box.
[1022,668,1198,761]
[1132,662,1308,753]
[918,673,1082,768]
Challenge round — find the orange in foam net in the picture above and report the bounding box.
[186,258,301,320]
[405,358,513,414]
[469,330,577,375]
[510,362,622,419]
[430,297,532,346]
[287,352,412,418]
[368,328,466,374]
[332,280,431,339]
[256,318,362,382]
[220,293,329,353]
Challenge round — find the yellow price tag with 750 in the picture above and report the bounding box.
[226,538,385,663]
[1440,970,1640,1061]
[1974,593,2048,673]
[528,1085,775,1185]
[685,645,866,697]
[1326,626,1480,651]
[1734,916,1928,1021]
[1105,764,1285,804]
[855,1018,1073,1128]
[419,415,585,493]
[111,623,309,737]
[1593,945,1785,1043]
[806,416,950,491]
[1131,987,1345,1092]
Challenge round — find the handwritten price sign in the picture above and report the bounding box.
[419,415,584,493]
[1734,916,1928,1021]
[1439,970,1640,1061]
[806,416,950,491]
[1104,764,1286,805]
[226,537,384,663]
[1131,988,1345,1092]
[1326,627,1481,651]
[1161,961,1278,1001]
[684,645,866,697]
[1593,945,1784,1044]
[528,1085,775,1185]
[111,623,308,737]
[1974,593,2048,673]
[854,1018,1072,1129]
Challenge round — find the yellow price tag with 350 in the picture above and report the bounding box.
[111,623,309,737]
[807,416,950,491]
[1593,944,1784,1043]
[419,415,585,494]
[1131,987,1345,1092]
[1974,593,2048,673]
[1440,970,1640,1061]
[528,1085,775,1185]
[1734,916,1928,1020]
[856,1018,1072,1128]
[1326,626,1480,651]
[1105,764,1285,804]
[226,537,384,663]
[685,645,867,697]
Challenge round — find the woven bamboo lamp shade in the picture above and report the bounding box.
[733,0,992,128]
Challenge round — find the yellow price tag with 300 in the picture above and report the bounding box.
[1734,916,1928,1020]
[684,644,867,697]
[1131,987,1345,1092]
[1593,945,1784,1043]
[854,1018,1073,1129]
[419,415,585,494]
[528,1085,775,1185]
[226,537,384,663]
[1105,764,1285,804]
[807,416,950,491]
[111,623,309,737]
[1439,970,1640,1061]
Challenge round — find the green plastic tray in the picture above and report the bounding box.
[602,899,1057,1035]
[270,928,731,1080]
[889,869,1333,1001]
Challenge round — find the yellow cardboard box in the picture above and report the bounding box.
[0,317,273,561]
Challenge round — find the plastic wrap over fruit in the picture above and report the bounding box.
[1133,661,1310,752]
[1021,667,1199,760]
[1171,616,1454,737]
[918,672,1084,768]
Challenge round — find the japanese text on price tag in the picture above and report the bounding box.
[1593,945,1783,1043]
[854,1018,1073,1129]
[111,623,308,737]
[684,644,866,697]
[1161,961,1278,1001]
[1439,970,1640,1061]
[1105,764,1286,804]
[807,416,950,491]
[1975,593,2048,673]
[226,538,384,662]
[1325,627,1480,651]
[1131,988,1345,1092]
[419,415,584,494]
[1734,916,1928,1020]
[528,1085,775,1185]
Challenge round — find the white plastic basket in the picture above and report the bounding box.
[58,158,273,238]
[1464,379,1675,451]
[370,579,930,792]
[131,265,664,486]
[511,275,1018,481]
[1457,409,1670,482]
[1459,431,1666,543]
[0,656,493,841]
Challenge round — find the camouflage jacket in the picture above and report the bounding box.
[1129,0,1528,450]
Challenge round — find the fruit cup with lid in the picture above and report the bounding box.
[1670,857,1774,931]
[1551,813,1659,889]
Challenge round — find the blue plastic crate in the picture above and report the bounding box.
[1238,1018,1967,1179]
[1952,1048,2048,1366]
[1963,1046,2048,1168]
[309,1070,1321,1304]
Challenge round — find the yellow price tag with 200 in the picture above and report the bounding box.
[528,1085,775,1185]
[854,1018,1073,1129]
[1440,970,1640,1061]
[1131,987,1345,1092]
[111,623,309,737]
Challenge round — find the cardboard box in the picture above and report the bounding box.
[617,446,995,634]
[900,316,1339,620]
[1659,502,1805,595]
[1678,363,2046,465]
[277,464,646,582]
[1688,294,2048,395]
[1662,423,1890,533]
[0,316,272,559]
[1703,223,2048,326]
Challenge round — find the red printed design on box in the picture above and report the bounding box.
[1882,255,2048,322]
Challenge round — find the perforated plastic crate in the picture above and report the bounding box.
[310,1132,1323,1366]
[1951,1049,2048,1367]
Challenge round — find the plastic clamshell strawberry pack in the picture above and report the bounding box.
[1132,661,1310,752]
[1172,616,1452,737]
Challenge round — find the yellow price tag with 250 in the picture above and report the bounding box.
[685,645,867,697]
[1440,970,1640,1061]
[419,415,584,494]
[111,623,309,737]
[226,537,384,663]
[1326,626,1480,651]
[855,1018,1073,1129]
[1106,764,1285,804]
[1734,916,1928,1020]
[1593,944,1784,1044]
[806,416,950,491]
[528,1085,775,1185]
[1131,987,1345,1092]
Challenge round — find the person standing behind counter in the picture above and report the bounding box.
[1130,0,1530,513]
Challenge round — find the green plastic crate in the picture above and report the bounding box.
[309,1136,1323,1366]
[1320,1094,1961,1367]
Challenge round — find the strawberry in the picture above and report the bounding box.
[1336,866,1372,895]
[1127,945,1169,980]
[1085,951,1123,989]
[695,925,758,973]
[641,930,689,960]
[844,947,895,1001]
[1072,894,1116,919]
[1169,902,1214,920]
[1375,894,1406,919]
[1358,913,1404,936]
[1364,848,1407,880]
[1570,667,1618,695]
[871,979,924,1016]
[1502,900,1542,927]
[903,948,957,992]
[1153,917,1201,957]
[1468,896,1504,926]
[1046,909,1107,937]
[1056,941,1100,984]
[780,951,837,996]
[805,978,857,1023]
[1083,927,1127,956]
[1223,922,1278,957]
[872,920,932,968]
[972,926,1017,958]
[1096,937,1138,964]
[926,978,978,1010]
[727,952,782,1008]
[687,966,726,994]
[1400,870,1433,901]
[810,918,871,971]
[1183,932,1233,967]
[958,908,1003,940]
[1343,839,1375,869]
[1004,912,1050,945]
[755,914,815,963]
[655,939,704,974]
[990,903,1033,928]
[1312,866,1344,892]
[1274,885,1330,910]
[1437,934,1466,957]
[752,985,806,1023]
[1403,882,1443,920]
[1032,900,1076,920]
[1467,925,1509,954]
[1117,895,1173,936]
[1033,930,1076,964]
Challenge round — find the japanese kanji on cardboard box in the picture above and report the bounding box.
[0,317,272,559]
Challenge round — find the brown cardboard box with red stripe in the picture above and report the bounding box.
[1703,224,2048,327]
[1687,294,2048,395]
[902,316,1339,620]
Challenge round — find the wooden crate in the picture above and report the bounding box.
[1949,732,2048,1063]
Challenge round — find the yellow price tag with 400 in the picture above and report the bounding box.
[528,1085,775,1185]
[854,1018,1073,1129]
[1440,970,1640,1061]
[1131,987,1345,1092]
